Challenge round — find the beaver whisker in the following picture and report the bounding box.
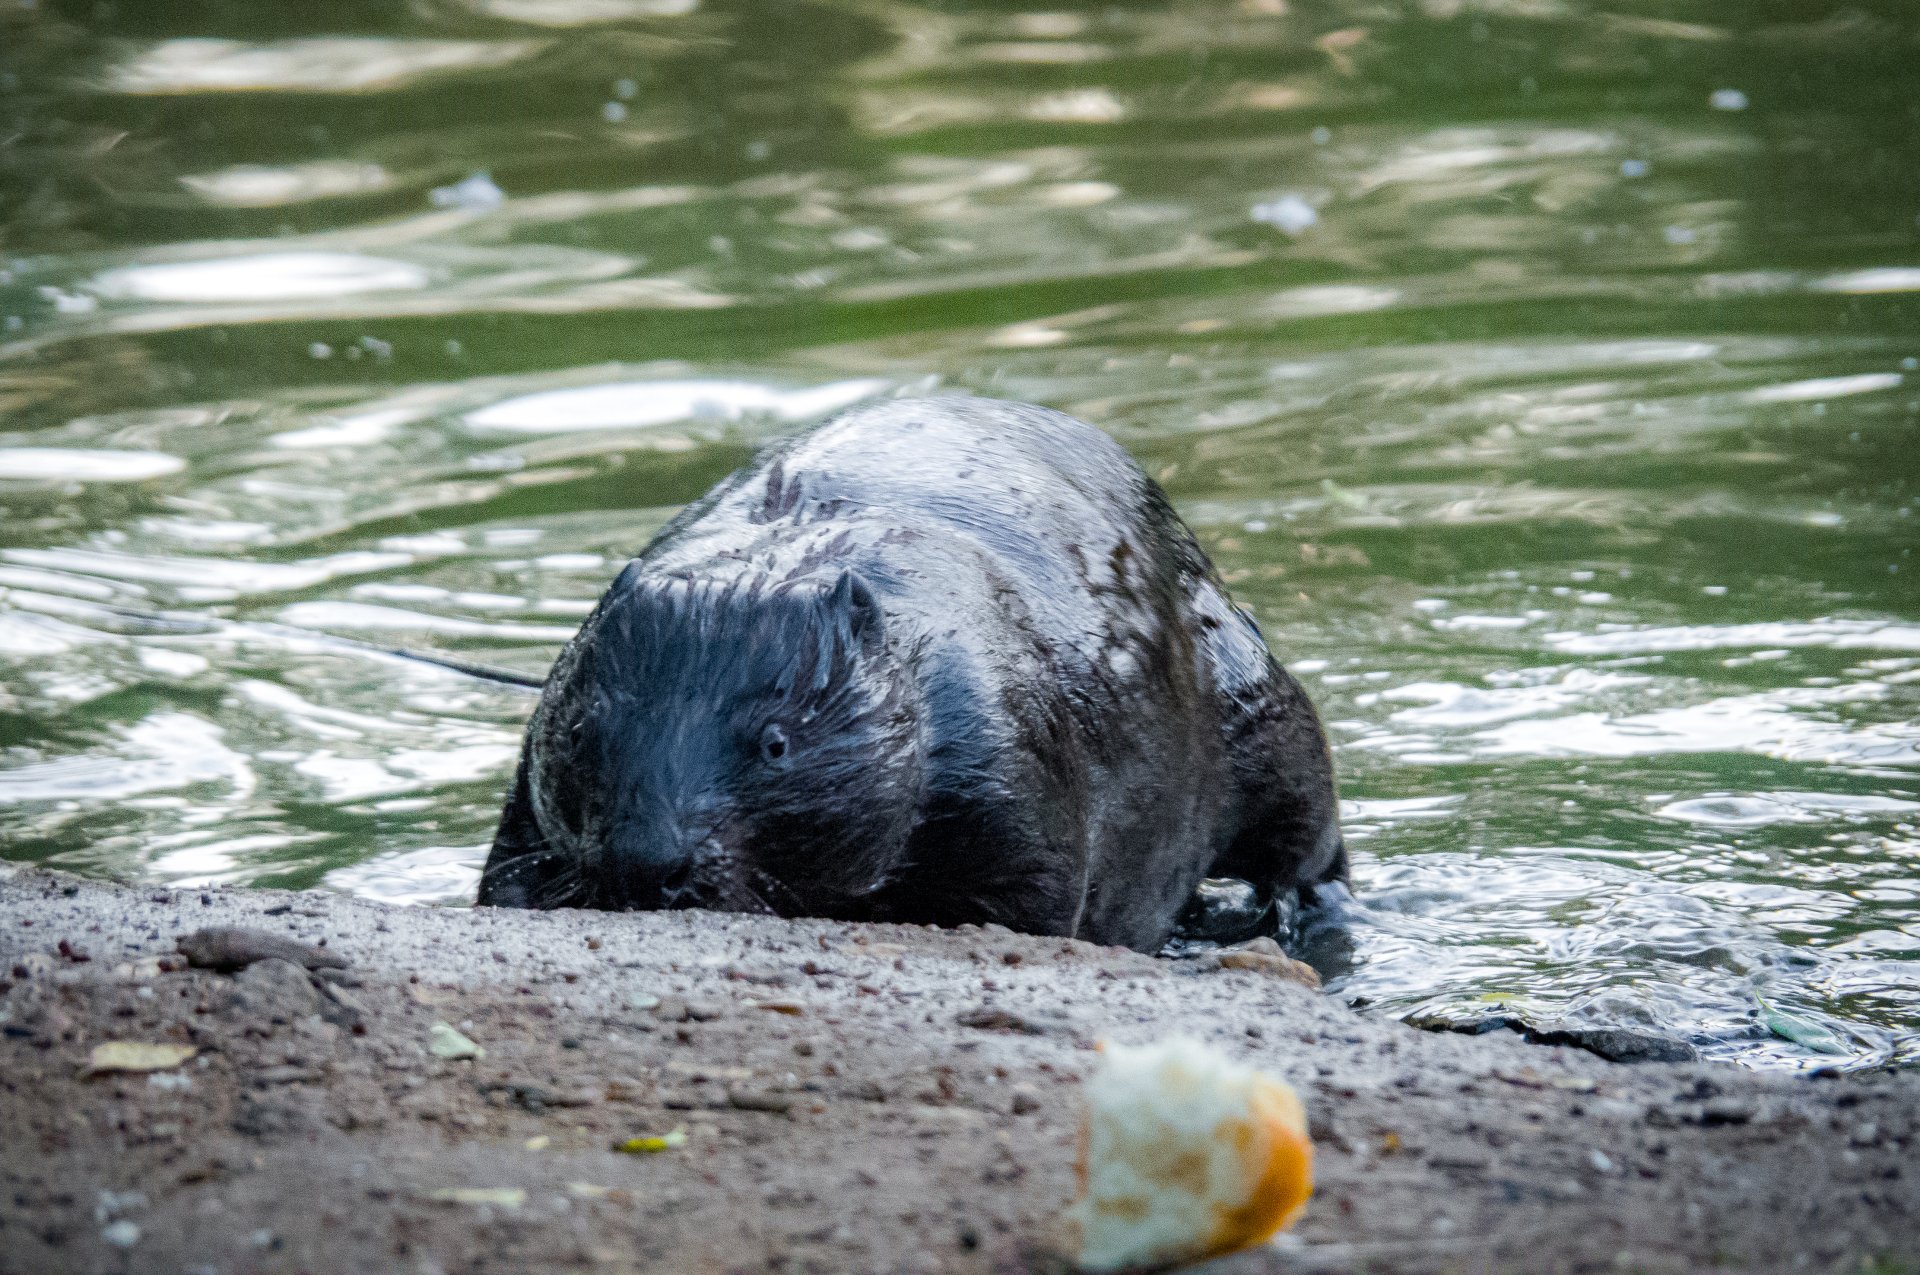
[531,865,587,910]
[684,854,783,916]
[474,847,585,910]
[738,861,807,914]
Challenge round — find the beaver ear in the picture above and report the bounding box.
[826,569,885,653]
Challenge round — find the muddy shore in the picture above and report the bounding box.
[1,864,1914,1275]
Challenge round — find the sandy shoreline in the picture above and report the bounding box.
[1,864,1914,1275]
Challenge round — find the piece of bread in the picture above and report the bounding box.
[1072,1038,1313,1271]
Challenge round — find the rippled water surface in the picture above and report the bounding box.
[2,0,1917,1069]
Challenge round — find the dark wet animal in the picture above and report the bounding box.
[478,397,1345,953]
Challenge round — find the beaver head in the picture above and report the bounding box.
[488,564,924,914]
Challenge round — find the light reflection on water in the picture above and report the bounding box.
[1,0,1917,1069]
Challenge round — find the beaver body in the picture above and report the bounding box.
[478,397,1344,953]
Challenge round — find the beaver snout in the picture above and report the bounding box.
[604,818,713,911]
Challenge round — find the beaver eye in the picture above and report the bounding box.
[759,723,791,766]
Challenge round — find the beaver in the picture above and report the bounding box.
[477,396,1345,953]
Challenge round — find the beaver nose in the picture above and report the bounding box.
[608,820,707,910]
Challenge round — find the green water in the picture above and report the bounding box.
[1,0,1916,1069]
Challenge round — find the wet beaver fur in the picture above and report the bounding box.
[478,396,1345,953]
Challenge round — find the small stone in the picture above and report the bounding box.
[110,956,172,981]
[317,981,367,1029]
[1215,949,1321,988]
[956,1006,1074,1035]
[727,1085,795,1115]
[1849,1122,1880,1147]
[233,957,322,1022]
[1404,1011,1519,1037]
[1589,1149,1616,1173]
[95,1188,147,1222]
[101,1221,140,1248]
[1698,1099,1753,1127]
[1009,1084,1042,1116]
[1525,1025,1698,1064]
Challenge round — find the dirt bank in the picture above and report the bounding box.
[1,864,1914,1275]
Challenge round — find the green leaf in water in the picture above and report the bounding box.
[1758,1002,1851,1056]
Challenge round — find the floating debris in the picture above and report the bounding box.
[1250,194,1318,236]
[1757,998,1852,1056]
[429,171,505,211]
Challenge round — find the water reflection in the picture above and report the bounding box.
[465,376,890,432]
[106,38,545,95]
[2,0,1917,1069]
[0,448,185,483]
[93,252,431,304]
[180,162,398,209]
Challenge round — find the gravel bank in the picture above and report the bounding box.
[1,865,1914,1275]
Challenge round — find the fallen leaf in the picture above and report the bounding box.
[1757,998,1851,1055]
[176,926,347,973]
[429,1022,484,1061]
[424,1188,525,1208]
[613,1127,688,1154]
[85,1041,196,1076]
